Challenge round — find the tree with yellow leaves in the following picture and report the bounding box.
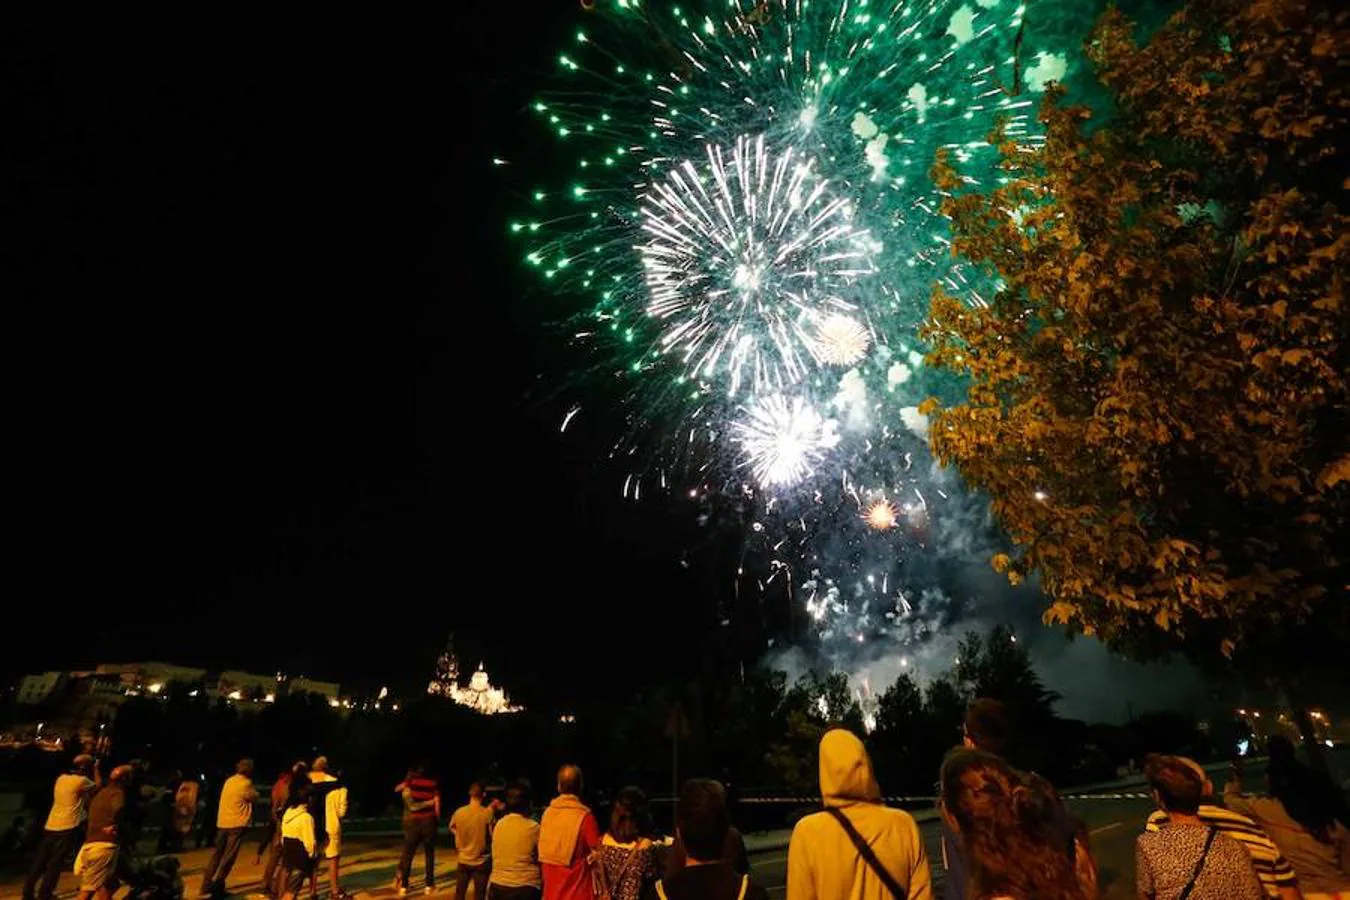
[922,0,1347,743]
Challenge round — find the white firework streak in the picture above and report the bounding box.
[639,133,876,396]
[732,394,840,487]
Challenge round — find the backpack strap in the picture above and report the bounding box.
[822,807,904,899]
[654,880,667,900]
[1177,827,1217,900]
[737,874,749,900]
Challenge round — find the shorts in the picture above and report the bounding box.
[323,833,341,860]
[76,843,119,892]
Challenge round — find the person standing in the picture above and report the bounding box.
[279,783,318,900]
[199,758,258,898]
[1144,756,1300,900]
[261,763,309,900]
[397,764,441,896]
[450,782,495,900]
[1225,751,1350,899]
[592,787,658,900]
[308,757,349,900]
[23,755,99,900]
[939,699,1084,900]
[939,749,1089,900]
[170,774,200,855]
[654,779,768,900]
[786,729,932,900]
[1136,755,1263,900]
[488,781,542,900]
[538,765,600,900]
[74,765,132,900]
[662,780,749,878]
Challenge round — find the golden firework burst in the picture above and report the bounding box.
[863,499,898,531]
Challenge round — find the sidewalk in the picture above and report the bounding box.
[0,836,465,900]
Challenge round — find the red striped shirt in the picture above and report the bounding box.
[405,776,438,821]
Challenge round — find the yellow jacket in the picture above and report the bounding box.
[787,729,933,900]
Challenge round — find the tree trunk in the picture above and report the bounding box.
[1278,674,1331,779]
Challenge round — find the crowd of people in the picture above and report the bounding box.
[13,698,1350,900]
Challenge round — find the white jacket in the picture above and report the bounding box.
[282,807,316,857]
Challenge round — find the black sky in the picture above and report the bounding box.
[5,12,743,700]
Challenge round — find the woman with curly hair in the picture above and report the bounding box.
[939,749,1091,900]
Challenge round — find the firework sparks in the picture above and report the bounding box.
[733,394,839,487]
[513,0,1072,674]
[814,314,872,367]
[640,134,874,395]
[863,499,899,531]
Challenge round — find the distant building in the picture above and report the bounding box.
[95,662,207,693]
[426,637,522,716]
[288,676,340,701]
[215,670,278,702]
[16,672,67,705]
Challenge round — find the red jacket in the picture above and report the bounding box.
[540,795,600,900]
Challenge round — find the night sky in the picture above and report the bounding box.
[5,12,740,700]
[6,11,1215,722]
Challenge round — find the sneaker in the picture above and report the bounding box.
[424,887,434,895]
[397,887,407,898]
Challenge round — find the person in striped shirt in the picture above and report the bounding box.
[1144,756,1300,900]
[395,765,441,896]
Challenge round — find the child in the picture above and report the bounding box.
[280,784,318,900]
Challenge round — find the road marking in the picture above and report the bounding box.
[1091,821,1124,836]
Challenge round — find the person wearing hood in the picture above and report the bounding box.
[787,729,933,900]
[539,764,601,900]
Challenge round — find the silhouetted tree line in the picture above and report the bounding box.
[1,625,1227,829]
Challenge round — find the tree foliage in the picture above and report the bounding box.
[922,0,1348,662]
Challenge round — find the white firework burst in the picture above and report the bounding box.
[639,133,876,396]
[814,314,872,366]
[732,394,840,487]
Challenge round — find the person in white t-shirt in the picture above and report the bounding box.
[23,755,99,900]
[308,757,349,900]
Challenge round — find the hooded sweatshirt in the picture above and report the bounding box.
[787,730,933,900]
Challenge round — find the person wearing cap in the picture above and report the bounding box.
[308,757,349,899]
[23,755,100,900]
[1144,756,1300,900]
